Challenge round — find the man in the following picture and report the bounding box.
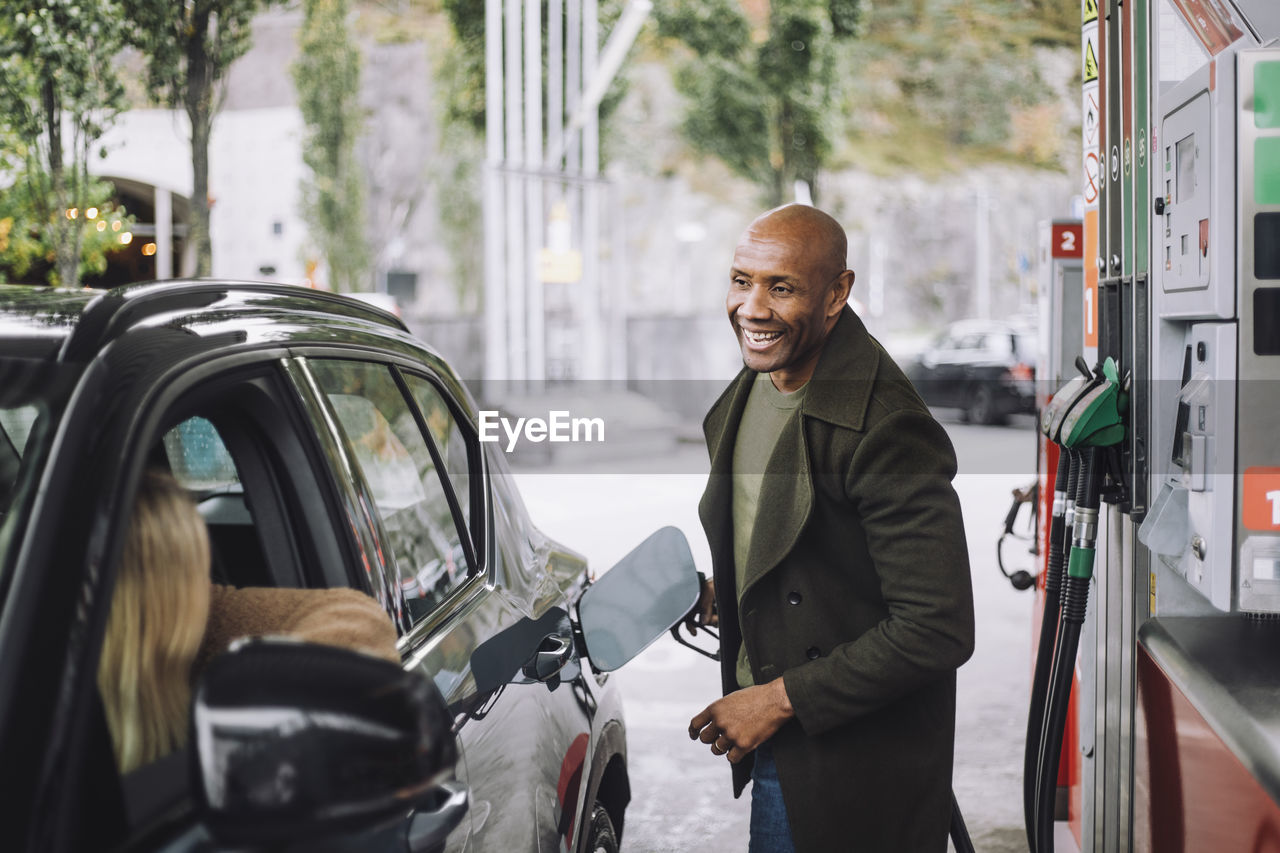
[687,204,975,852]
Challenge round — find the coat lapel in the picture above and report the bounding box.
[699,369,755,570]
[740,412,813,600]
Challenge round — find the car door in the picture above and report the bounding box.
[290,354,603,853]
[7,337,461,852]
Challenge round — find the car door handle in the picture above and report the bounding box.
[407,779,469,853]
[523,634,573,681]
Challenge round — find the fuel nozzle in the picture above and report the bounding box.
[1060,358,1127,450]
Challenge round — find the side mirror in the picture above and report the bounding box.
[577,526,701,672]
[192,638,463,848]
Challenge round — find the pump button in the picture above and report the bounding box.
[787,591,803,605]
[805,646,821,660]
[1154,197,1165,216]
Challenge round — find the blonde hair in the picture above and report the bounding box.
[97,469,211,774]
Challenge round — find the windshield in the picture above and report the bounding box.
[0,356,76,592]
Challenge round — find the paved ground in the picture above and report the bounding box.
[514,413,1041,853]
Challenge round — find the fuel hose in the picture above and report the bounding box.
[1023,450,1072,852]
[1034,446,1101,853]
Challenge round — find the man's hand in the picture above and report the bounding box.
[684,576,718,636]
[688,676,793,763]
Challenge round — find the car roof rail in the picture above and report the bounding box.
[60,280,410,362]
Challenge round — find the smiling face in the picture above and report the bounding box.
[727,205,854,392]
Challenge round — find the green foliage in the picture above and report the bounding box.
[293,0,370,292]
[122,0,264,110]
[0,0,129,287]
[430,120,484,312]
[0,168,135,285]
[654,0,862,205]
[438,0,486,136]
[120,0,281,276]
[834,0,1075,174]
[656,0,1074,187]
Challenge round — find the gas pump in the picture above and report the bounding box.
[1029,1,1280,850]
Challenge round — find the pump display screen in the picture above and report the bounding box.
[1176,134,1196,202]
[1255,214,1280,281]
[1254,288,1280,354]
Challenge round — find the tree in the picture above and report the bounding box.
[0,160,135,285]
[0,0,129,286]
[121,0,280,276]
[292,0,369,293]
[654,0,864,206]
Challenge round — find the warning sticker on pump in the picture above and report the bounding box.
[1083,38,1099,84]
[1083,0,1098,24]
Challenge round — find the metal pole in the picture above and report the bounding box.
[504,0,526,381]
[582,0,603,379]
[609,181,628,380]
[526,0,545,385]
[483,0,506,383]
[546,0,652,168]
[566,0,582,378]
[566,0,581,174]
[548,0,564,172]
[869,232,885,317]
[975,188,991,320]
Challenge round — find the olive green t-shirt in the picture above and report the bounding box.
[731,372,806,688]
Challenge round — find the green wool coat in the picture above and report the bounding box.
[699,306,976,853]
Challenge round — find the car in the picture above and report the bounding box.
[0,281,697,853]
[905,319,1038,425]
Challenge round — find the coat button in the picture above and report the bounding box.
[806,646,821,660]
[787,591,802,605]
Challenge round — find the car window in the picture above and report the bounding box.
[159,416,282,591]
[308,360,473,625]
[983,333,1014,355]
[402,373,475,544]
[163,416,240,490]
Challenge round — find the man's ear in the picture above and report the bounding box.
[828,269,855,316]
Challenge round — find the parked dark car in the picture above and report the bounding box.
[0,282,697,853]
[905,319,1038,425]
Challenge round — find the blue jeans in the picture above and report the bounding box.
[749,741,796,853]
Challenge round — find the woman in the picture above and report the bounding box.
[97,469,399,774]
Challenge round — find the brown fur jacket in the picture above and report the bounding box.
[197,585,400,670]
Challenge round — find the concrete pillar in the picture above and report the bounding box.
[154,187,173,280]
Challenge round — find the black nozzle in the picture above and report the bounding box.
[1076,355,1092,380]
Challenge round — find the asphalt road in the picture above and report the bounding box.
[515,412,1041,853]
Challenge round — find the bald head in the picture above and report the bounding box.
[743,204,848,283]
[726,203,855,391]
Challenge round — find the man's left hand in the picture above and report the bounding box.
[688,677,794,764]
